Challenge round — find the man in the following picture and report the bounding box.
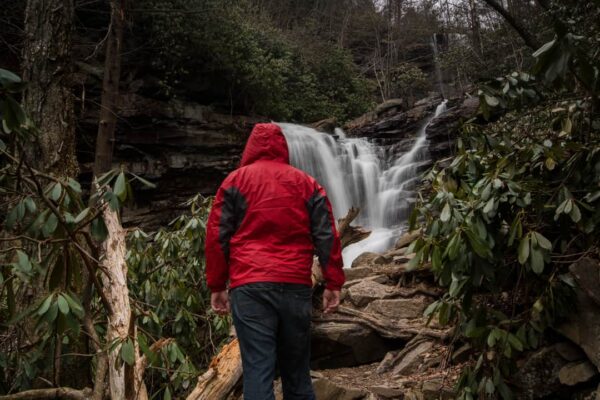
[205,123,345,400]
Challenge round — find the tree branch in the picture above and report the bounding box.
[480,0,541,49]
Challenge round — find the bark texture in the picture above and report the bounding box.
[186,340,244,400]
[94,0,126,175]
[100,206,148,400]
[21,0,78,176]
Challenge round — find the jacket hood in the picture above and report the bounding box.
[240,123,290,167]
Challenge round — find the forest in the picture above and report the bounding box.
[0,0,599,399]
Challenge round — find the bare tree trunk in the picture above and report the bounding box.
[19,0,86,389]
[480,0,541,49]
[99,206,149,400]
[93,0,126,176]
[469,0,483,56]
[21,0,78,176]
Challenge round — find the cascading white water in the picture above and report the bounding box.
[280,100,447,266]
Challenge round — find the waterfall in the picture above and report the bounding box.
[280,100,447,266]
[431,34,446,99]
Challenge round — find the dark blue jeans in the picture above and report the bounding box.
[230,282,316,400]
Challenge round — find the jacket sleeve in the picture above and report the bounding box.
[205,179,247,293]
[307,183,345,291]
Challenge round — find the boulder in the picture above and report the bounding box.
[375,98,405,115]
[392,340,434,376]
[569,257,600,307]
[351,252,381,268]
[364,296,431,320]
[513,345,569,398]
[558,361,598,386]
[311,322,390,369]
[344,267,375,281]
[555,341,586,362]
[312,378,367,400]
[311,117,338,134]
[368,385,404,399]
[557,259,600,370]
[421,378,454,400]
[347,279,399,307]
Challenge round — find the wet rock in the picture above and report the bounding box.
[513,345,569,398]
[392,340,434,376]
[421,378,454,400]
[344,274,389,290]
[375,98,405,115]
[312,378,368,400]
[558,361,598,386]
[347,279,399,307]
[344,94,441,139]
[569,257,600,307]
[365,296,431,320]
[311,322,389,369]
[368,385,405,399]
[557,259,600,370]
[344,267,375,281]
[352,252,381,268]
[311,117,338,134]
[555,341,587,362]
[374,254,393,265]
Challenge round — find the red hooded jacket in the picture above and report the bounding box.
[205,123,345,292]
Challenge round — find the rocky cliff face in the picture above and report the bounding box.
[79,93,265,229]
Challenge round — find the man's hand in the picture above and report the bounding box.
[322,289,341,314]
[211,290,230,315]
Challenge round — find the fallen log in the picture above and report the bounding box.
[186,339,243,400]
[189,207,369,400]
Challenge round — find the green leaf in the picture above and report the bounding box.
[483,197,495,214]
[24,197,37,213]
[532,39,557,58]
[114,172,127,202]
[37,295,54,316]
[440,202,451,222]
[431,246,442,271]
[62,293,84,319]
[569,203,581,223]
[131,172,157,189]
[67,178,82,193]
[0,69,21,87]
[507,333,523,352]
[50,183,63,202]
[164,387,172,400]
[57,295,70,314]
[74,208,90,224]
[484,95,500,107]
[121,338,135,366]
[16,250,32,273]
[533,232,552,250]
[43,213,59,237]
[530,247,544,274]
[508,218,520,246]
[518,236,530,265]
